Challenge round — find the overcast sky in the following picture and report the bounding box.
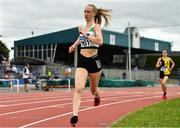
[0,0,180,58]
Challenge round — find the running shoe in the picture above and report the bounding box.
[94,95,100,106]
[162,95,167,99]
[70,115,78,127]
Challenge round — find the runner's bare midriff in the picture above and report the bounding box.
[80,49,98,57]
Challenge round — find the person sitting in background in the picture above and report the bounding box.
[122,72,127,80]
[43,70,53,91]
[64,67,71,79]
[47,70,53,80]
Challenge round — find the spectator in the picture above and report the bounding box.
[101,71,105,79]
[11,64,18,79]
[122,72,127,80]
[47,69,52,80]
[133,66,138,71]
[4,59,12,79]
[64,67,71,78]
[23,63,30,92]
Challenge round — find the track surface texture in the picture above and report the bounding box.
[0,86,180,127]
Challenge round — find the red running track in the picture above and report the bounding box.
[0,86,180,127]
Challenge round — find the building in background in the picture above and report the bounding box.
[14,27,172,69]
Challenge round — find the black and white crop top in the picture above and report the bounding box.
[79,25,99,49]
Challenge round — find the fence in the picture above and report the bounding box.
[103,69,159,81]
[102,68,179,85]
[0,64,70,79]
[1,64,179,85]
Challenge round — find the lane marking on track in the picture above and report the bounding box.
[0,92,153,107]
[0,90,128,101]
[0,105,8,107]
[176,92,180,94]
[0,94,153,116]
[0,86,163,100]
[153,92,163,94]
[0,91,136,104]
[19,94,178,128]
[0,95,73,103]
[49,105,65,108]
[0,93,74,101]
[0,97,72,107]
[0,89,90,99]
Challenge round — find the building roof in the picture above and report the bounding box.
[15,27,79,46]
[14,27,171,52]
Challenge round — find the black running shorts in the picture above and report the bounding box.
[77,54,102,73]
[24,78,29,84]
[159,71,169,79]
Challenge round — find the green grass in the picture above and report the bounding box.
[110,98,180,127]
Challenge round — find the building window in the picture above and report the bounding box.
[30,45,33,57]
[43,44,47,60]
[22,46,25,56]
[155,42,159,51]
[110,34,115,45]
[38,45,42,59]
[17,46,21,56]
[26,45,30,57]
[34,45,38,58]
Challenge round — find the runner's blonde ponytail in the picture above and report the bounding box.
[88,4,112,27]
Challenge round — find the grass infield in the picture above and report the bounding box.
[110,98,180,127]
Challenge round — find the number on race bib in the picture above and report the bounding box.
[80,34,90,46]
[160,66,167,71]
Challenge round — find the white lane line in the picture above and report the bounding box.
[0,97,72,107]
[0,93,73,101]
[0,91,112,101]
[0,92,150,107]
[0,94,151,116]
[20,94,177,128]
[3,90,133,104]
[0,102,72,116]
[0,95,73,103]
[0,89,90,100]
[0,105,8,107]
[1,92,108,104]
[0,87,157,100]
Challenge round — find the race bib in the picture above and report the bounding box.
[80,34,89,46]
[95,60,102,69]
[160,66,167,71]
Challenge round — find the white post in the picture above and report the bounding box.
[73,45,78,91]
[126,52,128,71]
[128,22,132,80]
[52,44,57,63]
[68,79,71,92]
[74,46,78,68]
[17,79,19,93]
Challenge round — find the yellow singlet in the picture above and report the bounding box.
[160,57,171,75]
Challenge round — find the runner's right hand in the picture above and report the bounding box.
[69,45,75,53]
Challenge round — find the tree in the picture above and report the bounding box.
[0,40,10,60]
